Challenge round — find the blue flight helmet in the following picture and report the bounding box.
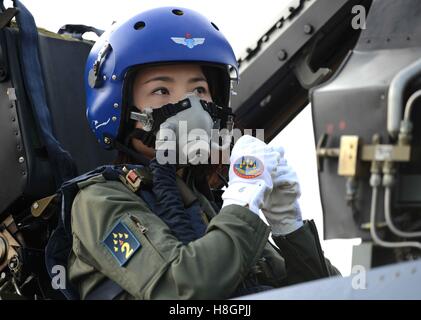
[85,7,239,150]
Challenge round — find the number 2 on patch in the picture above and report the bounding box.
[121,243,134,259]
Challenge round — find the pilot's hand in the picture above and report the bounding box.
[222,135,280,215]
[262,146,303,235]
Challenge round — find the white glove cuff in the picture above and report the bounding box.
[271,219,304,236]
[222,181,266,215]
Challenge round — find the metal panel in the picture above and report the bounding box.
[312,47,421,239]
[0,79,26,215]
[0,28,56,216]
[231,0,371,139]
[236,259,421,299]
[356,0,421,51]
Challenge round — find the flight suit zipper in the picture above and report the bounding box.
[130,215,148,234]
[128,214,166,262]
[127,214,172,298]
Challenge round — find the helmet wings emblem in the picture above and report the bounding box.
[171,33,205,49]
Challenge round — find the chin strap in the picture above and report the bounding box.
[112,138,151,166]
[128,128,156,148]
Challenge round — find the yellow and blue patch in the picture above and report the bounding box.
[233,156,264,179]
[103,219,141,266]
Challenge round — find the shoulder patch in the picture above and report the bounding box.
[102,218,141,266]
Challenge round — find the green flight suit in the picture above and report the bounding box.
[68,172,340,300]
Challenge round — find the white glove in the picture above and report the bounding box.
[262,146,303,235]
[222,135,281,215]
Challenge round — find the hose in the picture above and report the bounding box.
[404,89,421,122]
[149,159,206,244]
[388,57,421,138]
[384,187,421,238]
[369,181,421,250]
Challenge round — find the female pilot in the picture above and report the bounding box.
[66,6,339,300]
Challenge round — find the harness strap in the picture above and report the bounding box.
[0,7,18,30]
[14,0,77,186]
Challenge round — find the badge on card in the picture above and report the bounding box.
[233,156,264,179]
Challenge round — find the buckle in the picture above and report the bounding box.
[119,166,152,192]
[130,109,153,132]
[31,194,57,218]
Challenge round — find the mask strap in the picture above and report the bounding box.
[128,128,156,148]
[129,98,192,133]
[200,100,235,131]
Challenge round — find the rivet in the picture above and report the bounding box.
[104,137,111,144]
[112,74,117,80]
[103,75,107,81]
[260,94,272,107]
[278,50,288,61]
[304,24,314,34]
[18,156,24,163]
[32,202,39,209]
[113,103,119,108]
[112,116,117,122]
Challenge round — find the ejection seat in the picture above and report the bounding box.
[0,1,115,298]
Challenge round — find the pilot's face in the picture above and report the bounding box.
[131,63,213,159]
